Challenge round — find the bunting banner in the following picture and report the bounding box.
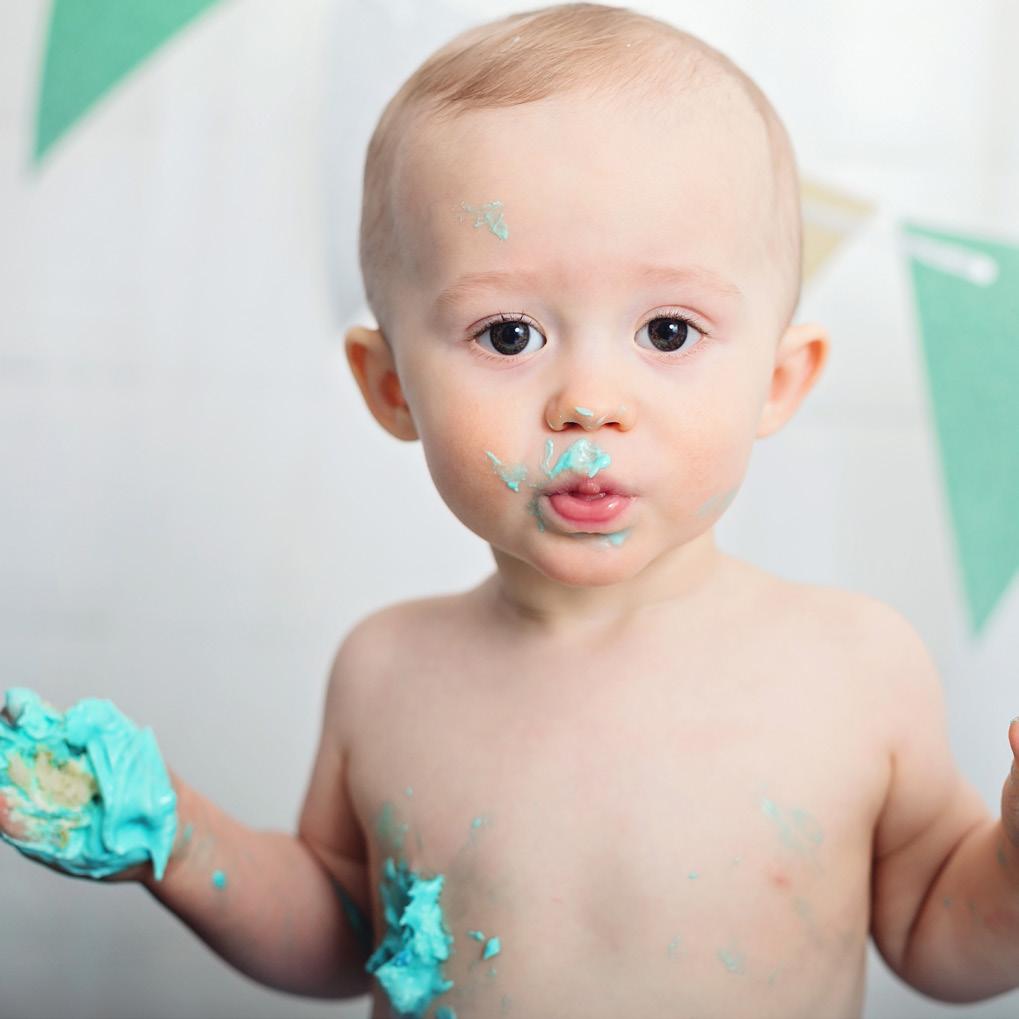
[34,0,222,165]
[902,222,1019,636]
[801,178,875,283]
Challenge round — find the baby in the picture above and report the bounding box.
[5,4,1019,1018]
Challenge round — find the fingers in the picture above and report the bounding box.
[0,792,27,841]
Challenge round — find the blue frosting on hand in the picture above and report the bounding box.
[0,688,177,880]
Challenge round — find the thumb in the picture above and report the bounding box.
[1001,718,1019,848]
[0,790,28,841]
[0,785,61,861]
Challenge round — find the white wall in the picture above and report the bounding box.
[1,1,1017,1016]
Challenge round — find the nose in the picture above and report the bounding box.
[545,398,635,432]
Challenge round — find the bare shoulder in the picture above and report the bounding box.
[730,556,925,654]
[329,590,477,687]
[342,590,477,648]
[789,577,937,685]
[723,557,938,717]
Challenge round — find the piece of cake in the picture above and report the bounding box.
[0,688,177,879]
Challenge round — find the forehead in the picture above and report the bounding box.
[388,88,776,312]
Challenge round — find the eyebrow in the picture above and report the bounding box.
[432,263,744,317]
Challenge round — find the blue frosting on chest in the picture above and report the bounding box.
[366,855,455,1017]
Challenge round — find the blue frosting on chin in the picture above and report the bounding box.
[0,687,177,880]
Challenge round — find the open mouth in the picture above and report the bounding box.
[543,483,635,525]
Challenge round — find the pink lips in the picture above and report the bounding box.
[543,476,635,525]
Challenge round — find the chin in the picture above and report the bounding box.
[526,537,643,587]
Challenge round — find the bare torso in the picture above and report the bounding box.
[345,555,890,1018]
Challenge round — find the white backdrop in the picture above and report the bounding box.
[2,1,1018,1017]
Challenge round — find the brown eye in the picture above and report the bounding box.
[475,317,546,357]
[636,316,704,354]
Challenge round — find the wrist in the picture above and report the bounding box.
[142,769,191,890]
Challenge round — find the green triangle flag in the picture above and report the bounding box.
[33,0,223,165]
[902,222,1019,637]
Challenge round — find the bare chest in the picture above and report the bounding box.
[348,600,888,1018]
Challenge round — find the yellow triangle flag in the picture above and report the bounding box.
[801,178,875,283]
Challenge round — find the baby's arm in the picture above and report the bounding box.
[143,761,372,999]
[149,629,375,997]
[0,631,375,1000]
[868,604,1019,1003]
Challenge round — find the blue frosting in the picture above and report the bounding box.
[0,688,177,879]
[366,856,455,1017]
[485,451,528,492]
[459,199,508,241]
[540,437,611,480]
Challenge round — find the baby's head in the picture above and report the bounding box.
[346,2,828,603]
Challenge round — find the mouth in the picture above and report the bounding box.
[541,475,634,498]
[540,475,636,526]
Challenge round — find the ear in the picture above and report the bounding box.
[344,326,419,441]
[756,321,830,439]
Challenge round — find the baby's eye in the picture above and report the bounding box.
[635,315,705,354]
[473,315,547,357]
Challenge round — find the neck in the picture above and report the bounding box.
[482,529,724,641]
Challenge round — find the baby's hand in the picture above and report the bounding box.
[0,787,26,840]
[1001,718,1019,850]
[0,788,150,883]
[0,706,27,838]
[0,688,177,883]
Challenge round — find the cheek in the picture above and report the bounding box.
[406,377,524,525]
[659,376,761,513]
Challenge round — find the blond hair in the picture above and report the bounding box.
[357,2,802,340]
